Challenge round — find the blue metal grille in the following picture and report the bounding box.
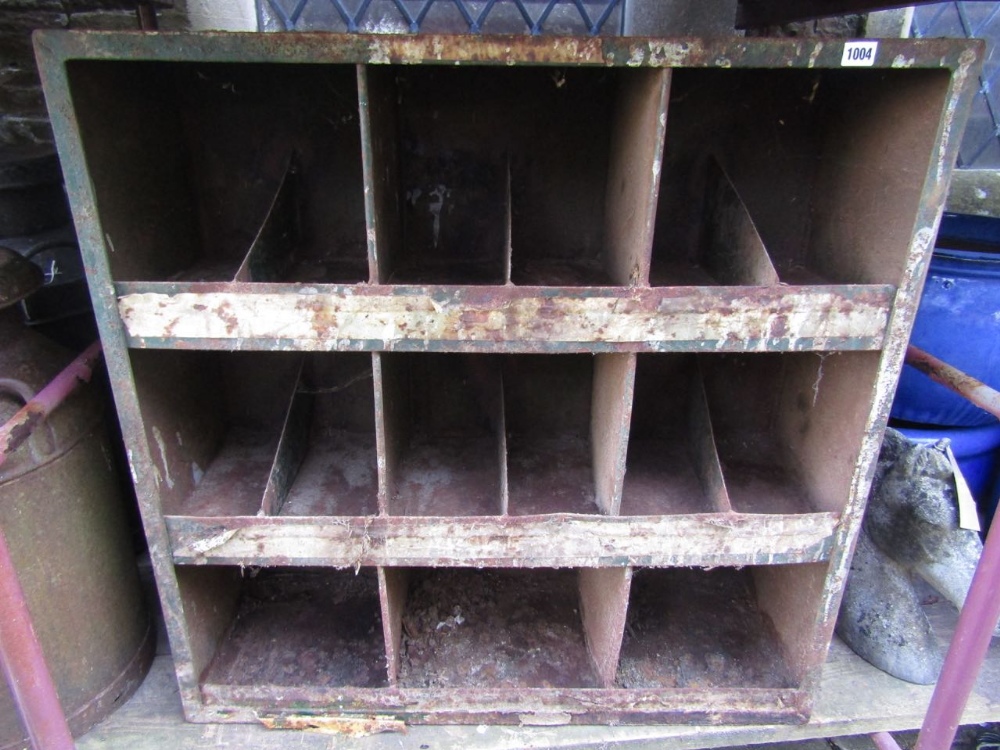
[913,3,1000,168]
[258,0,624,35]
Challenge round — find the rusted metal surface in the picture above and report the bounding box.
[33,32,983,72]
[116,284,894,352]
[33,29,983,728]
[165,512,839,568]
[0,340,101,467]
[199,683,810,726]
[905,344,1000,419]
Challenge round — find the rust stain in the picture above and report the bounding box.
[259,714,407,736]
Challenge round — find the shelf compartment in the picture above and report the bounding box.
[505,354,633,515]
[279,354,379,517]
[701,351,882,514]
[361,65,668,287]
[376,353,505,516]
[134,350,378,518]
[389,568,601,689]
[66,60,368,284]
[651,67,952,286]
[130,349,304,517]
[622,355,730,516]
[617,567,797,690]
[194,567,388,693]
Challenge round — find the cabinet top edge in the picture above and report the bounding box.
[32,31,983,73]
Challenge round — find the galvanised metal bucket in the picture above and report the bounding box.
[0,314,153,747]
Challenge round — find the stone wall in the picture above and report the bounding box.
[0,2,189,147]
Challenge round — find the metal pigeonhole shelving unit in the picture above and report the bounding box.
[34,32,980,726]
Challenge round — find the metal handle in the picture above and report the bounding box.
[0,379,58,466]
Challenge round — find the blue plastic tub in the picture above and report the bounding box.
[895,421,1000,527]
[891,240,1000,427]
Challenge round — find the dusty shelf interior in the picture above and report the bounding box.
[651,67,952,288]
[364,65,666,287]
[135,349,379,518]
[617,566,803,690]
[66,60,369,284]
[393,568,602,689]
[195,567,388,691]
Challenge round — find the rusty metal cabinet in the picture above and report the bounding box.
[35,32,980,726]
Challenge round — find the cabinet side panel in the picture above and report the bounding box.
[776,351,882,513]
[751,562,829,684]
[64,60,200,281]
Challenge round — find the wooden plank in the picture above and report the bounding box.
[579,567,632,688]
[591,353,636,515]
[164,513,839,568]
[116,284,893,352]
[604,68,670,286]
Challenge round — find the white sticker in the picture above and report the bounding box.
[945,444,981,533]
[842,41,878,67]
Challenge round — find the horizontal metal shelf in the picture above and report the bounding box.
[196,683,809,725]
[117,282,893,353]
[165,512,839,568]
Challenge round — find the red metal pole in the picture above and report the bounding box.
[0,527,74,749]
[871,731,904,750]
[904,345,1000,750]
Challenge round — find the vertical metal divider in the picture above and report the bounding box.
[603,68,670,287]
[259,357,313,516]
[233,155,298,282]
[589,68,671,518]
[580,67,671,685]
[591,353,637,516]
[497,369,510,515]
[690,361,733,513]
[373,351,405,516]
[357,63,402,284]
[701,157,780,286]
[504,154,513,286]
[378,566,411,686]
[360,62,410,683]
[579,566,633,688]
